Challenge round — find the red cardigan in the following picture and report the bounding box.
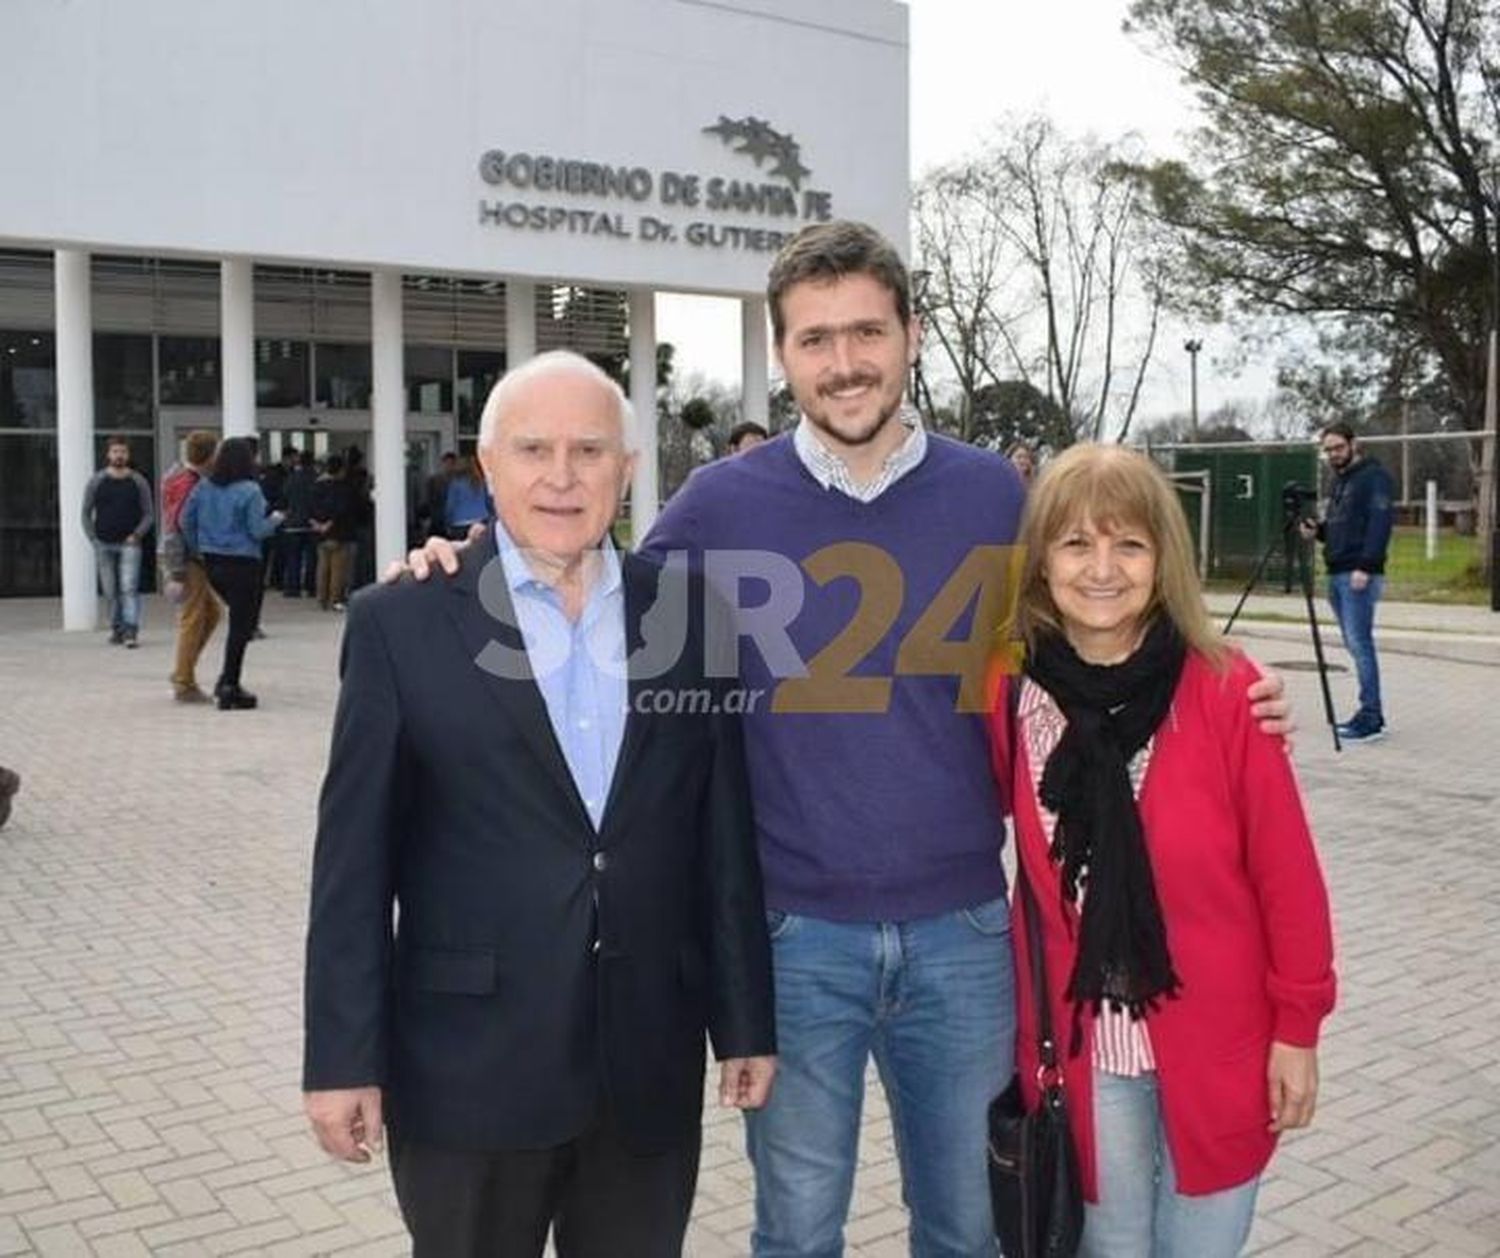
[989,650,1336,1198]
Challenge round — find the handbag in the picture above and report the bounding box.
[988,698,1084,1256]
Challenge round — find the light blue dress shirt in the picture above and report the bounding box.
[494,518,628,830]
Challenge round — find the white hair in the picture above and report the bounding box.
[477,350,638,452]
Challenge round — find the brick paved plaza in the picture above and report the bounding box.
[1,593,1497,1256]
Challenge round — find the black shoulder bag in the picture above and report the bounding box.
[988,686,1084,1256]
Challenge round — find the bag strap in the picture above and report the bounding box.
[1009,678,1060,1080]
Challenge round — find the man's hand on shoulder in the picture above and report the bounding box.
[305,1086,384,1163]
[1247,667,1295,740]
[719,1056,776,1110]
[379,524,484,584]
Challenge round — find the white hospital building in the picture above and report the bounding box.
[0,0,909,621]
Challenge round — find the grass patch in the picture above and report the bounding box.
[1203,528,1489,605]
[1358,527,1486,603]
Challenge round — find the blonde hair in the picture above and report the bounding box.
[1015,443,1226,666]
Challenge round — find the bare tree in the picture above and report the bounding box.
[914,116,1166,445]
[912,167,1011,442]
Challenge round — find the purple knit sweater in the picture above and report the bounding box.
[641,433,1026,922]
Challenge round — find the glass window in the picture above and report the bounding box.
[0,433,60,595]
[158,337,221,406]
[406,346,453,414]
[0,331,57,430]
[94,334,154,432]
[456,350,504,436]
[256,338,309,408]
[314,342,372,409]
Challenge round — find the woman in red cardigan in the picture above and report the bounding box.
[990,444,1336,1256]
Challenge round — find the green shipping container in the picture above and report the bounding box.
[1172,447,1319,582]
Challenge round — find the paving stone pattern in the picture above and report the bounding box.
[0,596,1497,1256]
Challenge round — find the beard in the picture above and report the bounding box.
[801,371,904,448]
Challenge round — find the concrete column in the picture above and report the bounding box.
[628,289,659,540]
[220,258,255,437]
[371,269,407,572]
[506,279,536,367]
[741,296,770,428]
[55,249,97,631]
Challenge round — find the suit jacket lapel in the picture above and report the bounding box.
[599,553,657,826]
[444,530,595,834]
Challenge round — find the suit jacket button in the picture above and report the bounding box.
[591,938,601,954]
[592,850,608,872]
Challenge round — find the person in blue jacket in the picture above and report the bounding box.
[1302,422,1395,741]
[181,437,284,710]
[443,454,493,539]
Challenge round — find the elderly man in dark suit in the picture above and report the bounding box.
[302,350,777,1258]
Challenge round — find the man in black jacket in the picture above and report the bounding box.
[1303,422,1395,741]
[302,351,776,1257]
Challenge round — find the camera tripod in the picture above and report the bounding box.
[1222,517,1343,752]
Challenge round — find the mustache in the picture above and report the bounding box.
[818,371,881,396]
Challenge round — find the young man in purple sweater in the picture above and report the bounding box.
[641,224,1023,1256]
[404,221,1290,1256]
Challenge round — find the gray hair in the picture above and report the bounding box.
[477,350,638,452]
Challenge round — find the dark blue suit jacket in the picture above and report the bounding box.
[302,531,775,1153]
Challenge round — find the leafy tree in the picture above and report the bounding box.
[968,379,1076,452]
[658,375,743,498]
[1124,0,1500,540]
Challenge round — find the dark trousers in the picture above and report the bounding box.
[389,1120,700,1258]
[203,554,262,689]
[280,530,316,595]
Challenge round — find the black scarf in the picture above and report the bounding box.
[1023,616,1187,1046]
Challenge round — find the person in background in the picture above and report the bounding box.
[345,446,376,591]
[159,429,222,703]
[993,443,1335,1257]
[727,421,770,454]
[180,437,284,710]
[82,436,154,648]
[1300,422,1395,743]
[310,454,357,611]
[259,446,296,590]
[0,767,19,830]
[281,450,320,598]
[421,450,459,540]
[443,454,493,539]
[1007,440,1038,486]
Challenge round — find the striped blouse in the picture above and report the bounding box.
[1018,679,1156,1077]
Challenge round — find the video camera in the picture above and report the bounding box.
[1281,482,1318,525]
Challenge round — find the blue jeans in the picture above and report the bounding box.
[1083,1072,1259,1258]
[1327,571,1384,721]
[745,898,1014,1258]
[95,541,142,634]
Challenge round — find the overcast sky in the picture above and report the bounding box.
[657,0,1277,423]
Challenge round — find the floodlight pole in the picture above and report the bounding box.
[1489,171,1500,612]
[1184,338,1203,440]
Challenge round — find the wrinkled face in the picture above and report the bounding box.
[1044,515,1157,658]
[774,272,918,452]
[106,442,130,469]
[1321,432,1354,472]
[479,371,636,566]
